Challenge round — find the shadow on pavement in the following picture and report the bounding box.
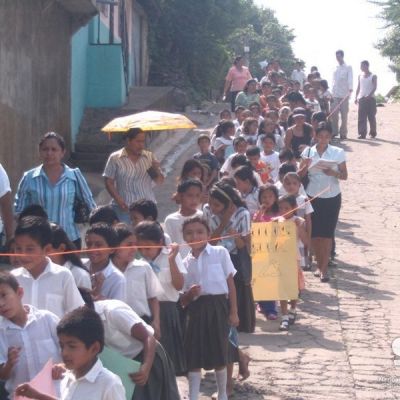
[374,137,400,146]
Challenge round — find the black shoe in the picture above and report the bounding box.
[320,276,330,283]
[358,135,366,139]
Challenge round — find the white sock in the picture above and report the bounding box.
[215,368,228,400]
[188,371,201,400]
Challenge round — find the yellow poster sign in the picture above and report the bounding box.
[251,220,298,301]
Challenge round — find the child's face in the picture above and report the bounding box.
[250,107,260,118]
[136,239,162,261]
[0,284,24,321]
[114,234,136,263]
[235,141,247,154]
[14,234,50,272]
[247,154,260,168]
[234,177,252,194]
[225,127,235,138]
[221,111,231,120]
[283,176,301,196]
[262,138,275,153]
[58,333,99,377]
[248,122,258,135]
[209,197,227,216]
[262,86,272,96]
[179,186,202,212]
[183,222,209,252]
[85,233,113,268]
[260,190,277,210]
[130,210,145,227]
[279,201,295,219]
[198,138,210,153]
[187,168,203,181]
[264,120,275,134]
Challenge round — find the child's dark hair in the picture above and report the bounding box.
[279,194,298,210]
[242,117,258,135]
[114,223,134,245]
[233,166,258,188]
[15,216,52,247]
[129,199,158,221]
[230,154,251,170]
[209,182,247,209]
[177,178,203,194]
[134,221,165,244]
[78,287,95,310]
[0,271,20,292]
[320,79,329,91]
[86,223,118,247]
[258,184,279,213]
[18,204,48,221]
[50,224,88,271]
[316,121,333,135]
[180,159,204,182]
[89,206,119,226]
[233,136,247,148]
[261,134,276,144]
[245,146,261,158]
[311,111,327,124]
[279,163,297,178]
[283,172,301,183]
[197,134,211,145]
[182,216,210,234]
[279,149,295,163]
[57,307,104,352]
[219,109,231,119]
[215,119,235,138]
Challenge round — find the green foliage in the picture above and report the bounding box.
[375,93,387,103]
[147,0,296,98]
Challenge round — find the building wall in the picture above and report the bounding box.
[0,1,72,187]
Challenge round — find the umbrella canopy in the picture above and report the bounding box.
[101,111,196,133]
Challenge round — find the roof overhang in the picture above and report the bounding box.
[57,0,99,32]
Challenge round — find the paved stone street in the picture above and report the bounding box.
[169,104,400,399]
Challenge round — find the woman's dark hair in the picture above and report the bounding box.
[126,128,144,140]
[50,223,87,271]
[113,223,134,245]
[39,132,66,151]
[230,154,251,169]
[86,223,118,247]
[182,216,210,234]
[180,159,205,182]
[279,194,298,209]
[18,204,48,221]
[233,56,243,65]
[209,182,246,209]
[258,184,279,213]
[134,221,165,244]
[215,119,235,138]
[243,79,257,94]
[233,166,258,188]
[316,121,333,135]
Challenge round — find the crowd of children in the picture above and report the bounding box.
[0,62,346,400]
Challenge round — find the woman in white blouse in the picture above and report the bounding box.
[300,122,348,282]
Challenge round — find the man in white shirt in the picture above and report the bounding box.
[0,164,13,246]
[291,62,306,88]
[331,50,353,139]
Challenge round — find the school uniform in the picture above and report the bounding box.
[296,194,314,268]
[87,259,126,301]
[151,248,187,376]
[242,187,260,218]
[183,244,236,370]
[60,358,125,400]
[63,260,92,290]
[94,300,180,400]
[0,305,61,398]
[124,259,163,321]
[11,258,84,318]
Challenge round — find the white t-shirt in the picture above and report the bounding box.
[64,261,92,290]
[0,164,11,233]
[242,187,259,218]
[164,209,203,259]
[0,306,61,396]
[95,300,154,359]
[296,194,314,218]
[183,244,236,295]
[60,358,125,400]
[11,259,84,318]
[260,151,280,182]
[124,259,163,318]
[256,133,284,152]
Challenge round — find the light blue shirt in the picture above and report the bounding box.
[15,164,96,241]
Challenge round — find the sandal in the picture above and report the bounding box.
[288,309,297,325]
[313,270,321,277]
[320,275,330,283]
[279,316,289,331]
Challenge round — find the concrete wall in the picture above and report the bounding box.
[0,1,72,188]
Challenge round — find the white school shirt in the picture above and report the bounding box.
[94,300,154,359]
[164,209,203,259]
[183,244,236,296]
[124,259,164,317]
[11,259,84,318]
[60,358,125,400]
[242,187,259,218]
[64,261,92,290]
[260,151,280,182]
[87,260,126,301]
[332,63,353,98]
[296,194,314,218]
[151,248,186,302]
[0,306,61,396]
[291,69,306,87]
[0,163,11,233]
[301,144,346,198]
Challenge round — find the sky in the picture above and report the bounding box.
[254,0,397,95]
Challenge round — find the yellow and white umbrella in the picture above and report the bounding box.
[101,110,196,133]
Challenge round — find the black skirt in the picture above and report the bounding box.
[310,193,342,238]
[184,295,229,371]
[230,252,256,333]
[159,301,187,376]
[133,342,180,400]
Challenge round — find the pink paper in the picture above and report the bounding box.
[15,359,56,400]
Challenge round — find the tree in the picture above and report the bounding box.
[147,0,296,98]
